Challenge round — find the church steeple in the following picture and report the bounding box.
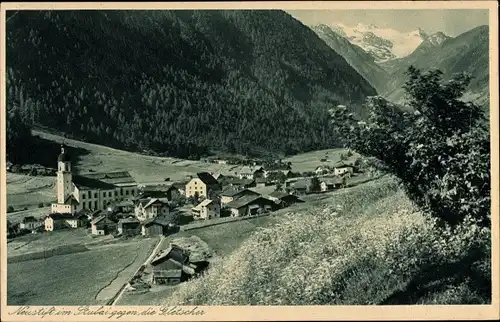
[57,144,72,204]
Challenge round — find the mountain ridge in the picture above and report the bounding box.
[311,24,390,93]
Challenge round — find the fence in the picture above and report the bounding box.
[180,212,274,232]
[7,244,89,263]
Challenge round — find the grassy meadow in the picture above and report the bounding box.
[7,237,158,305]
[163,177,490,305]
[7,228,114,257]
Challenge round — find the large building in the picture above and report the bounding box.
[185,172,220,198]
[51,145,138,214]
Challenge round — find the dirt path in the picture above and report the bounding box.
[110,236,165,305]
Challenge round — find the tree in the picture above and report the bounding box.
[329,66,489,227]
[310,176,321,193]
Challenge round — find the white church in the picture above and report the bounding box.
[51,144,139,214]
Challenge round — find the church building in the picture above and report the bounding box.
[51,145,138,214]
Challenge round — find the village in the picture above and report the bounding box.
[7,144,365,292]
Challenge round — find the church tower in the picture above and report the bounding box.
[57,144,72,204]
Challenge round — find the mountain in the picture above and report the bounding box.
[311,24,389,93]
[379,31,452,75]
[5,10,376,160]
[382,25,489,107]
[330,23,428,63]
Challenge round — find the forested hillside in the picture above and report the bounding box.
[6,10,376,161]
[311,24,390,93]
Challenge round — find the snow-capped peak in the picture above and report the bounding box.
[326,23,431,62]
[427,31,450,46]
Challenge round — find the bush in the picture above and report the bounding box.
[7,206,15,213]
[38,202,44,208]
[329,66,489,227]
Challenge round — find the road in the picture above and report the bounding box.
[110,235,165,305]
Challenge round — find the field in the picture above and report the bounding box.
[6,173,56,211]
[7,228,112,257]
[282,148,358,173]
[7,237,158,305]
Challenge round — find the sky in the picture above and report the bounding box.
[287,9,489,37]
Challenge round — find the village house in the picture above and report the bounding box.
[334,162,355,176]
[20,216,43,231]
[150,244,192,285]
[289,179,312,196]
[141,217,173,237]
[150,244,209,285]
[191,199,220,220]
[225,178,256,190]
[139,185,180,200]
[117,217,141,236]
[220,188,260,205]
[112,200,135,213]
[268,191,304,208]
[225,195,276,217]
[44,213,85,231]
[239,166,265,180]
[134,198,170,222]
[255,177,268,188]
[91,215,117,235]
[315,166,330,175]
[211,172,225,181]
[76,209,103,223]
[51,145,139,215]
[185,172,220,198]
[320,177,344,192]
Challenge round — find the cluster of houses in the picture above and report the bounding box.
[12,145,356,238]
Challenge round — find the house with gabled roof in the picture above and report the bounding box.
[333,161,355,176]
[191,199,220,220]
[20,216,43,231]
[239,166,265,180]
[44,213,85,231]
[117,217,141,236]
[185,172,220,198]
[91,215,117,235]
[135,198,170,222]
[225,195,276,217]
[141,217,174,237]
[320,177,344,192]
[268,191,304,207]
[150,243,209,285]
[220,188,260,205]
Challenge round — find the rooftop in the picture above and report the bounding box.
[47,213,77,220]
[118,217,140,224]
[226,195,266,209]
[269,191,289,199]
[221,188,259,198]
[195,172,219,186]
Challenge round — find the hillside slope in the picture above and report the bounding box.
[311,24,389,93]
[6,10,376,159]
[382,25,489,106]
[164,178,490,305]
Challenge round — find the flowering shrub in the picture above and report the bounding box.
[329,67,490,227]
[165,178,490,305]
